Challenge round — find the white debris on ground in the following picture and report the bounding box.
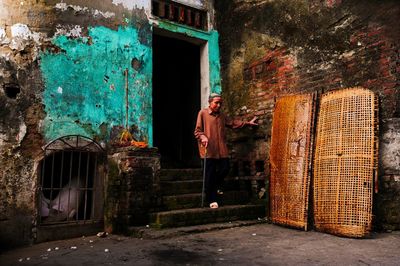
[97,231,108,238]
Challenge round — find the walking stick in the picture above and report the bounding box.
[201,148,207,208]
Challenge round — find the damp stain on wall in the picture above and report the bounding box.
[39,25,153,144]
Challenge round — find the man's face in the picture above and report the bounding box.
[209,97,223,113]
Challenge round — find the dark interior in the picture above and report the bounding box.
[152,33,201,168]
[40,151,96,221]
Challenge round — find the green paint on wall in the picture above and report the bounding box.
[157,21,222,94]
[208,31,222,94]
[40,25,153,145]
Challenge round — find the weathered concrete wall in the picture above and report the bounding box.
[0,0,152,248]
[1,0,221,248]
[0,0,215,248]
[215,0,400,230]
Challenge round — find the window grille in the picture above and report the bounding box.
[38,135,105,225]
[152,0,208,30]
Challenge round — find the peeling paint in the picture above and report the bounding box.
[16,121,27,144]
[173,0,207,10]
[112,0,149,11]
[54,3,115,18]
[0,27,7,42]
[55,3,89,12]
[9,23,43,50]
[93,9,115,18]
[40,25,153,144]
[55,24,83,38]
[10,24,30,38]
[381,119,400,172]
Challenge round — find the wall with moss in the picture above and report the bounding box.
[0,0,221,247]
[215,0,400,230]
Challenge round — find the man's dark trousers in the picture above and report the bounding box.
[204,158,230,204]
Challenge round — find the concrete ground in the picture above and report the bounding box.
[1,223,400,265]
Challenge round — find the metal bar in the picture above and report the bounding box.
[49,152,55,212]
[39,136,104,225]
[83,152,90,221]
[57,151,65,217]
[91,154,98,219]
[39,153,47,224]
[66,151,73,222]
[76,151,82,221]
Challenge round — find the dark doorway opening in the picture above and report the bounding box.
[153,33,201,168]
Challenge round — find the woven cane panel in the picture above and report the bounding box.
[313,87,378,238]
[270,93,315,230]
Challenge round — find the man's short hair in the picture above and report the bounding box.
[208,93,222,102]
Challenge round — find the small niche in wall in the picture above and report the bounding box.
[4,83,20,99]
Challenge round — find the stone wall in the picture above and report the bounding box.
[215,0,400,230]
[106,147,161,234]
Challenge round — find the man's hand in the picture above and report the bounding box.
[246,116,258,126]
[200,135,208,147]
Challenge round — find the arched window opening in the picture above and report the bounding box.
[38,135,105,225]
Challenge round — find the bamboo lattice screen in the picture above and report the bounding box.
[270,93,315,230]
[313,87,378,238]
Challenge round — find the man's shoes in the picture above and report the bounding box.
[209,202,219,209]
[217,189,224,195]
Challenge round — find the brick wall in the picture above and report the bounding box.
[106,147,161,234]
[216,0,400,230]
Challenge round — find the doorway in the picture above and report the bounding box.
[152,33,201,168]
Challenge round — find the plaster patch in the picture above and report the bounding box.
[0,27,6,40]
[93,10,115,18]
[339,50,355,59]
[112,0,149,10]
[381,120,400,172]
[55,3,115,18]
[11,23,31,39]
[9,24,43,50]
[55,3,88,12]
[55,25,83,38]
[16,122,27,144]
[0,133,8,147]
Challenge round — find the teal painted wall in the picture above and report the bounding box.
[40,21,222,146]
[40,25,153,144]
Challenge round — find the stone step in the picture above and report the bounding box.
[149,204,266,228]
[159,168,203,181]
[160,179,249,196]
[128,219,268,239]
[162,190,250,210]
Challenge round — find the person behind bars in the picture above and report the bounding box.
[194,93,258,209]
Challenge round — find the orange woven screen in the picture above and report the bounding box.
[270,93,315,230]
[313,87,378,238]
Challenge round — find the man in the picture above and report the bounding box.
[194,93,258,209]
